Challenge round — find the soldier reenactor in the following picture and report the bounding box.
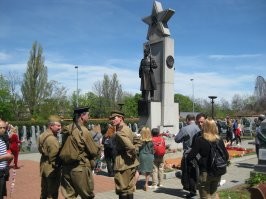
[38,115,62,199]
[109,110,139,199]
[60,107,100,199]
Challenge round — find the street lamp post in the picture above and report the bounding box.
[75,66,79,107]
[190,78,194,114]
[208,96,217,119]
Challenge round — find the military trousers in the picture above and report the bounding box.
[61,165,94,199]
[40,173,60,199]
[114,167,136,195]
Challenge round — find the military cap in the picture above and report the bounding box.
[74,106,89,114]
[109,110,125,120]
[48,115,61,124]
[258,114,265,121]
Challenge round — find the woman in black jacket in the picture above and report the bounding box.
[187,118,229,199]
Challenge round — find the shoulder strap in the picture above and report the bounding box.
[61,123,84,147]
[41,134,54,146]
[39,133,54,155]
[92,132,98,140]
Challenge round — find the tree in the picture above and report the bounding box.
[38,80,69,120]
[78,92,99,118]
[21,41,49,117]
[231,94,245,112]
[93,73,123,117]
[6,71,24,120]
[122,93,140,118]
[174,93,193,112]
[0,74,12,120]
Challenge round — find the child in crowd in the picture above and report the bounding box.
[149,128,166,189]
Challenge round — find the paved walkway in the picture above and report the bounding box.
[8,139,257,199]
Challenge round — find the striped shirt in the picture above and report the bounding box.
[0,139,8,170]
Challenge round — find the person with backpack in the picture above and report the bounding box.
[38,115,62,199]
[187,118,229,199]
[149,128,166,189]
[60,107,100,199]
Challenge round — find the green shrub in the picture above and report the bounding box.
[247,173,266,187]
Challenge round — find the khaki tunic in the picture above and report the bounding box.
[38,129,60,199]
[60,122,100,199]
[114,123,139,195]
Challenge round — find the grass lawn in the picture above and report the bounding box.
[218,184,251,199]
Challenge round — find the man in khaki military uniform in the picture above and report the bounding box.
[60,107,100,199]
[38,115,62,199]
[109,110,139,199]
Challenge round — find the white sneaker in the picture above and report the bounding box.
[219,179,226,186]
[148,185,158,189]
[158,184,163,187]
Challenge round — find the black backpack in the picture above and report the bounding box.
[208,140,227,177]
[103,136,114,149]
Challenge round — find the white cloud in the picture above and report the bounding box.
[174,71,255,103]
[0,52,11,61]
[208,54,262,60]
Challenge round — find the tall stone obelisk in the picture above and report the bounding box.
[138,1,179,134]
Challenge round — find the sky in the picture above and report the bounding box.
[0,0,266,104]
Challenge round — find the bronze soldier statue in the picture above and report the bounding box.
[139,44,158,101]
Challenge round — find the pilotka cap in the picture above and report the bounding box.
[109,110,125,120]
[48,115,61,123]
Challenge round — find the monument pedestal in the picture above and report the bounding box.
[253,148,266,173]
[138,101,179,134]
[250,148,266,191]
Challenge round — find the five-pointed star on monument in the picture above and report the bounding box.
[142,1,175,41]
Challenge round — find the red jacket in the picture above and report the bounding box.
[9,133,21,152]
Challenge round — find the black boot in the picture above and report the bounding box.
[119,194,127,199]
[127,193,133,199]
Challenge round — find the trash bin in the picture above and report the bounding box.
[250,183,266,199]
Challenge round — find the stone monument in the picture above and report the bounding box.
[138,1,179,135]
[254,118,266,172]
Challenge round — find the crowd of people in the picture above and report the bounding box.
[34,108,169,199]
[1,111,265,199]
[35,108,232,199]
